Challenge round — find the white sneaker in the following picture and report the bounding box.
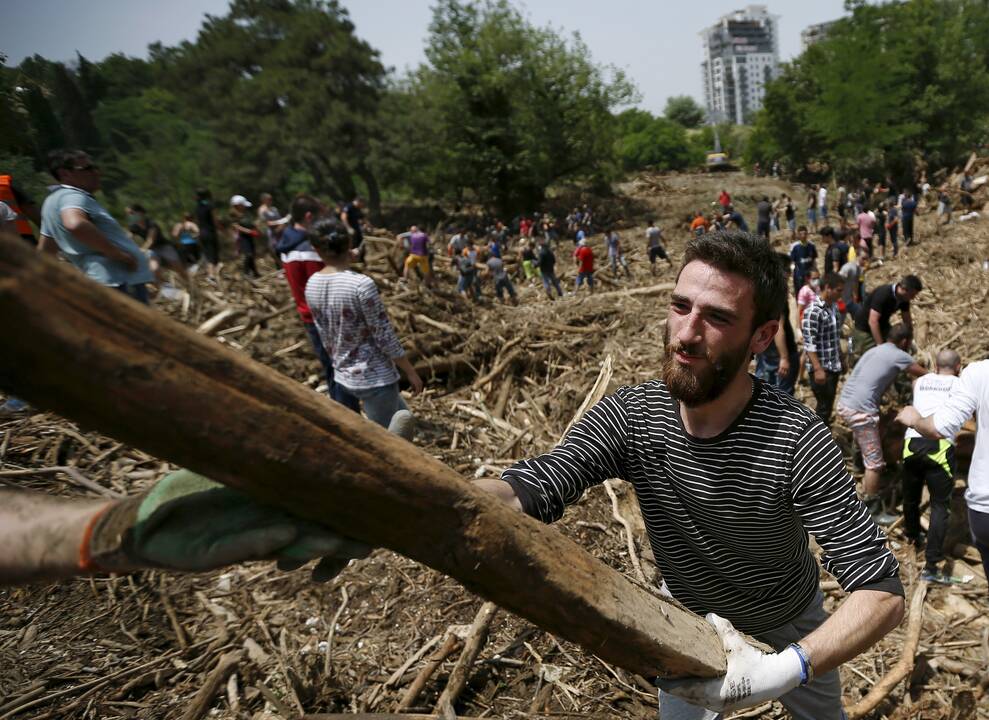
[388,409,415,441]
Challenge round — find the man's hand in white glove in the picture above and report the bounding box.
[655,613,805,712]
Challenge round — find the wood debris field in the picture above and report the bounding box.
[1,171,988,720]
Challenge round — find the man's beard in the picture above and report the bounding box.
[661,324,752,408]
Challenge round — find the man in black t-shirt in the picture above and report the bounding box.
[851,275,922,362]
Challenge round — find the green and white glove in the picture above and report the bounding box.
[80,470,370,581]
[655,613,806,712]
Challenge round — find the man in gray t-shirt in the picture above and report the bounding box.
[837,325,927,522]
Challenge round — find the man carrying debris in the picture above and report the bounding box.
[801,273,846,425]
[899,350,962,583]
[898,357,989,591]
[38,149,154,304]
[478,231,904,719]
[850,275,922,363]
[835,325,928,524]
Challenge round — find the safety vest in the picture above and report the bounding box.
[0,175,35,239]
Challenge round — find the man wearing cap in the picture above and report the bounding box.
[229,195,259,278]
[573,236,595,295]
[38,149,153,304]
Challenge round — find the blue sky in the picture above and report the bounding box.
[2,0,850,114]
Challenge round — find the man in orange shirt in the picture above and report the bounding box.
[690,211,710,236]
[573,237,595,295]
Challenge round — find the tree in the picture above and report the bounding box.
[749,0,989,181]
[614,109,693,171]
[390,0,636,215]
[156,0,387,216]
[664,95,705,129]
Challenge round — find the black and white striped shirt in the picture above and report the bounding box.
[502,379,902,635]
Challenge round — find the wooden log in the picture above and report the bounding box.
[196,307,244,336]
[434,602,498,717]
[0,235,725,680]
[180,651,243,720]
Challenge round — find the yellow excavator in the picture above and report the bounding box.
[705,128,736,172]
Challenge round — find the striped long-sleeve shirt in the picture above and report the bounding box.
[305,270,405,391]
[502,379,902,635]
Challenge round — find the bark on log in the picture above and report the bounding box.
[0,235,725,680]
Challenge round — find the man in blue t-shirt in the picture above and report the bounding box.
[39,149,153,303]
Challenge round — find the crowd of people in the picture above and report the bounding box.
[3,149,989,720]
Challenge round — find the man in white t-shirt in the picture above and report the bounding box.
[900,350,961,582]
[818,185,829,222]
[898,358,989,591]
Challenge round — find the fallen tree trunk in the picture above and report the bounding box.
[0,235,725,680]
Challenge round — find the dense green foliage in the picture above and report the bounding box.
[1,0,639,220]
[614,109,694,171]
[378,0,636,214]
[746,0,989,181]
[663,95,706,129]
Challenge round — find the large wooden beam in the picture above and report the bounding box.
[0,235,725,679]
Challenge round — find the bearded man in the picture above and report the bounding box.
[476,231,904,719]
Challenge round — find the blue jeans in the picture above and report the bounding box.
[541,272,563,297]
[457,271,480,299]
[494,276,516,300]
[756,351,799,395]
[576,271,595,290]
[303,323,359,411]
[346,382,408,430]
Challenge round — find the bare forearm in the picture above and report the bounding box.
[869,318,883,345]
[473,478,523,512]
[0,489,110,585]
[800,589,904,675]
[38,234,60,255]
[806,350,823,372]
[68,219,127,259]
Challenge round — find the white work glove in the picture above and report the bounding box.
[655,613,805,712]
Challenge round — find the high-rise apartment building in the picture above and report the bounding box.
[801,20,839,51]
[700,5,780,125]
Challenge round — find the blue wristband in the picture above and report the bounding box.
[788,643,814,685]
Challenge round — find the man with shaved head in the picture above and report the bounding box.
[900,348,962,583]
